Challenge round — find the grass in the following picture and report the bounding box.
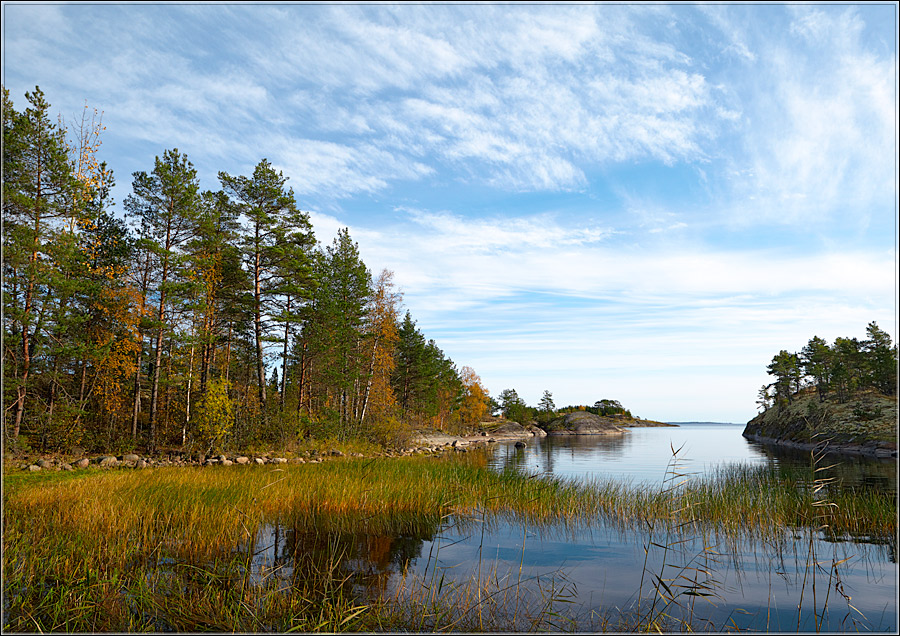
[3,451,896,632]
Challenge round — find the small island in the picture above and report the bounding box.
[743,322,898,458]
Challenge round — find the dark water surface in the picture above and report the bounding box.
[248,424,897,632]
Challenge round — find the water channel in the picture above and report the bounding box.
[247,423,897,632]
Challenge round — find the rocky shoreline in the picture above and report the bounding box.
[742,431,897,459]
[741,390,897,461]
[10,415,679,474]
[11,424,541,473]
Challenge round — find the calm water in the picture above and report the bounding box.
[488,422,897,491]
[246,423,897,632]
[488,422,771,485]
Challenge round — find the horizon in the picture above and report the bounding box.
[2,3,897,423]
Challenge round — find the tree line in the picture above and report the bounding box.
[2,86,489,454]
[759,322,897,411]
[493,388,634,424]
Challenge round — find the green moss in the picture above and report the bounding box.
[745,389,897,446]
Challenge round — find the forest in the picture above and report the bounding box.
[2,86,490,454]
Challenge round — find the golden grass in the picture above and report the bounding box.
[3,453,895,632]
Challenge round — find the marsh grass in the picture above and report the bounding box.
[3,451,895,632]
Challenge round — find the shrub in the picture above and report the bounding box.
[196,379,235,454]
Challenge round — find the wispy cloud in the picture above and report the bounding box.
[3,2,894,421]
[715,6,896,228]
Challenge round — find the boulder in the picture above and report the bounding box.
[36,458,52,468]
[123,453,141,463]
[221,459,233,466]
[525,423,548,437]
[235,456,250,465]
[75,458,90,469]
[98,456,118,467]
[136,459,148,469]
[543,411,626,436]
[27,464,41,472]
[254,457,266,465]
[272,457,287,464]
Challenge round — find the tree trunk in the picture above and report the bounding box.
[184,335,195,446]
[280,295,290,412]
[148,318,164,452]
[253,237,268,424]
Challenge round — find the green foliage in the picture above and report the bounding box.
[767,323,897,408]
[2,87,486,455]
[196,378,235,454]
[498,388,530,423]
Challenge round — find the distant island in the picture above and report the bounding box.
[743,322,898,458]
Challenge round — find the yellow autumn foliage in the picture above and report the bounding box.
[196,379,235,454]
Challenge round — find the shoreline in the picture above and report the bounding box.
[742,431,897,459]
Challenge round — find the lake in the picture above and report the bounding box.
[248,423,897,632]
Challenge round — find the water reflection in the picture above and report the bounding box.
[490,423,896,493]
[229,513,896,633]
[149,424,896,632]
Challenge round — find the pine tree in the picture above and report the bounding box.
[219,160,315,430]
[862,322,897,396]
[2,86,78,440]
[124,149,200,451]
[800,336,832,402]
[767,350,802,407]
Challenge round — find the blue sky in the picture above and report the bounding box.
[3,3,896,422]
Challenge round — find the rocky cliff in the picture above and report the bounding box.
[743,389,897,458]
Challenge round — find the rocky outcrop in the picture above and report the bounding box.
[743,390,897,458]
[541,411,626,436]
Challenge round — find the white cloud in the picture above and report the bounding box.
[720,7,896,227]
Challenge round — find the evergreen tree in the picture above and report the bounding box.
[862,322,897,396]
[2,86,78,440]
[393,311,428,415]
[800,336,832,402]
[766,350,801,407]
[124,149,200,451]
[219,160,315,430]
[498,388,528,422]
[304,228,370,428]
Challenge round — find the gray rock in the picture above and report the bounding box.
[75,458,90,469]
[272,457,288,464]
[544,411,626,436]
[27,464,41,472]
[235,456,250,465]
[221,459,233,466]
[330,449,344,457]
[61,463,73,471]
[99,456,118,467]
[254,457,266,465]
[36,458,52,468]
[123,453,140,463]
[515,441,527,448]
[136,459,148,469]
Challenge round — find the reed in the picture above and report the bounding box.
[3,452,895,632]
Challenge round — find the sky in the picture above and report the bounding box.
[2,2,897,423]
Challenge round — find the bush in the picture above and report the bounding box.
[196,379,235,454]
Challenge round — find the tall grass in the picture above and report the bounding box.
[3,452,895,631]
